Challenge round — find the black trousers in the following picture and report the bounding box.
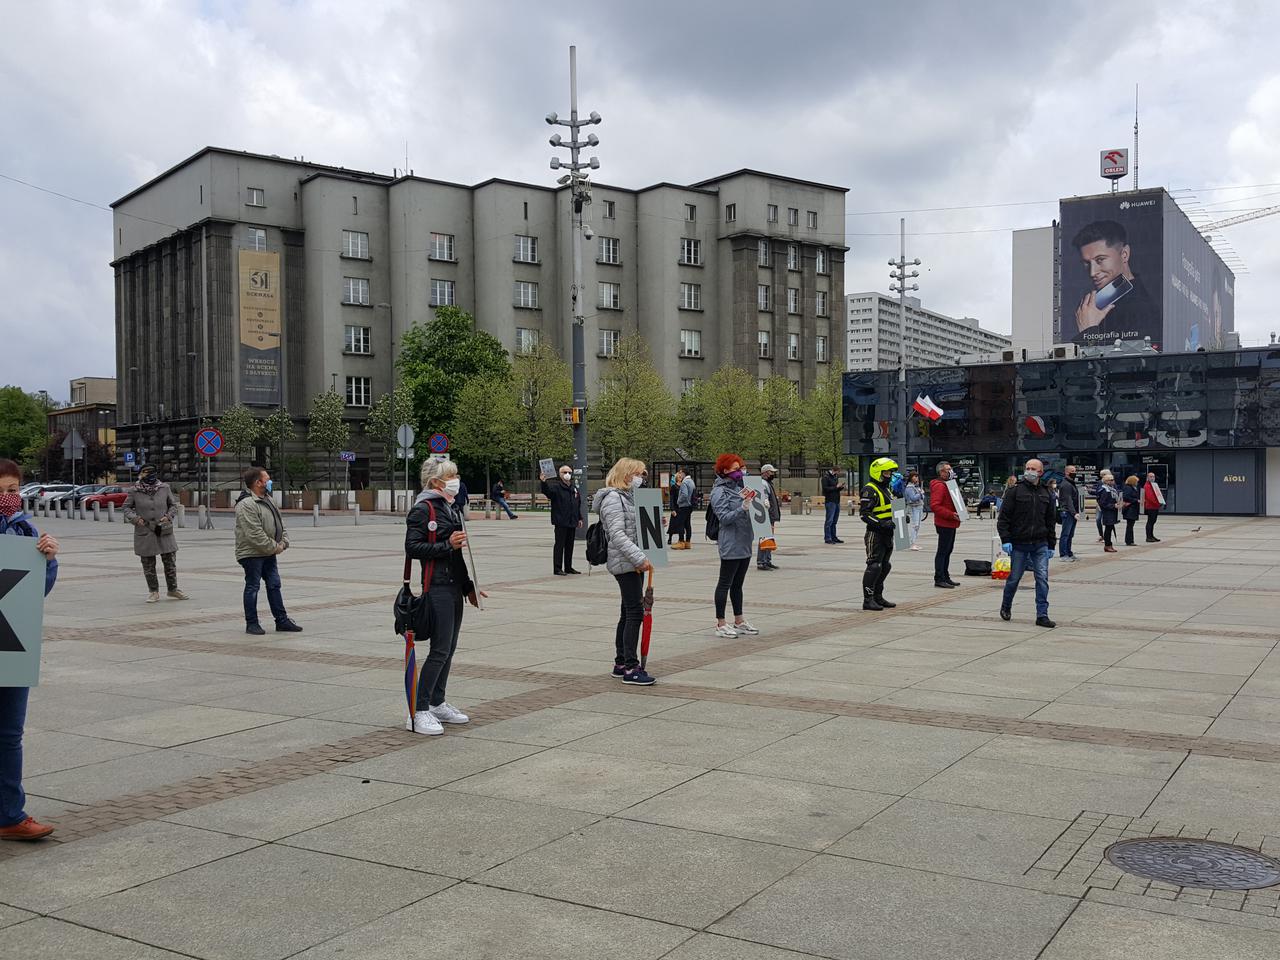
[1124,517,1137,545]
[1104,523,1116,547]
[1145,509,1159,539]
[614,571,644,667]
[863,525,894,597]
[714,557,751,620]
[669,505,693,543]
[553,525,577,572]
[416,584,463,710]
[934,526,956,583]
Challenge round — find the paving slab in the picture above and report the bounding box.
[969,735,1184,779]
[0,917,193,959]
[0,820,259,913]
[478,818,813,927]
[66,704,293,748]
[663,934,826,959]
[710,854,1074,960]
[456,706,638,747]
[54,844,448,960]
[289,882,691,960]
[873,687,1047,718]
[163,772,422,841]
[22,690,178,731]
[202,678,398,716]
[332,734,542,788]
[22,748,238,805]
[557,691,693,717]
[562,716,793,768]
[1038,901,1280,959]
[178,717,382,761]
[646,698,833,733]
[619,770,895,850]
[1027,702,1212,737]
[17,729,156,777]
[0,903,35,929]
[1145,755,1280,832]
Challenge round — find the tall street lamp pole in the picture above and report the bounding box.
[547,45,601,533]
[888,218,920,471]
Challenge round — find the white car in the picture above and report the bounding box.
[37,484,76,503]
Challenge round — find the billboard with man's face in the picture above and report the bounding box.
[1162,193,1236,352]
[1059,189,1165,348]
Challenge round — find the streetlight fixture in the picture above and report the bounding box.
[888,218,921,471]
[547,44,601,534]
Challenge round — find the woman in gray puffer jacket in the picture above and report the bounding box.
[590,457,655,685]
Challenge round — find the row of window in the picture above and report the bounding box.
[726,204,819,229]
[756,285,828,316]
[757,240,828,274]
[756,332,828,362]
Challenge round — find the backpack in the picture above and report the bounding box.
[690,486,704,510]
[585,489,614,566]
[704,501,720,541]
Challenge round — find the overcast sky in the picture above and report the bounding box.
[3,0,1278,399]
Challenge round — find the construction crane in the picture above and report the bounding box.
[1200,204,1280,234]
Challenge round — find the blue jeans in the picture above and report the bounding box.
[239,555,289,626]
[495,496,516,519]
[1059,512,1078,557]
[0,687,29,827]
[1002,543,1050,618]
[824,502,840,542]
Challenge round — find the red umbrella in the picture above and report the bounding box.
[640,568,655,671]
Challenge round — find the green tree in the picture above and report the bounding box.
[25,431,114,483]
[365,381,414,484]
[451,374,523,497]
[0,386,48,460]
[511,342,572,489]
[218,404,261,478]
[759,376,804,470]
[804,362,849,469]
[261,408,296,491]
[703,366,763,459]
[398,305,511,439]
[674,378,710,463]
[308,391,350,490]
[591,336,675,465]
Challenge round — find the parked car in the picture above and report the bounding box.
[82,485,132,508]
[36,484,77,504]
[51,483,105,507]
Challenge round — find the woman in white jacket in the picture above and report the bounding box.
[590,457,655,685]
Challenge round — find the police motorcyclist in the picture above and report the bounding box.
[860,457,900,611]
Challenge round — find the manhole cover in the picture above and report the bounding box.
[1105,838,1280,890]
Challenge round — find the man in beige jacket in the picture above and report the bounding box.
[234,467,301,636]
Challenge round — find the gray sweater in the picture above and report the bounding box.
[592,486,647,576]
[710,476,754,560]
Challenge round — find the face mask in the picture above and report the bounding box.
[0,493,21,517]
[728,469,744,481]
[560,473,572,483]
[630,475,645,490]
[1023,471,1041,484]
[444,478,461,496]
[264,480,273,494]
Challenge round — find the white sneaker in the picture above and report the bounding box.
[428,702,470,725]
[910,544,920,551]
[146,591,160,603]
[405,710,443,735]
[735,621,760,635]
[715,623,739,638]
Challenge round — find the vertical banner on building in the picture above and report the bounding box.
[238,250,282,404]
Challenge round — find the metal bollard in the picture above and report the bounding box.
[197,504,207,528]
[92,502,100,521]
[353,504,360,525]
[313,504,320,527]
[107,501,115,522]
[176,504,186,528]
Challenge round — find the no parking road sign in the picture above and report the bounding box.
[428,433,449,454]
[195,428,224,457]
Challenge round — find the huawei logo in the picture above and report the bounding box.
[1119,201,1130,210]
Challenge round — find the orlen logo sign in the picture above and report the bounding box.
[1100,148,1128,179]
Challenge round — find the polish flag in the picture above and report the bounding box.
[1025,415,1047,437]
[912,395,943,421]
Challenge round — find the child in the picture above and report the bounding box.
[0,458,59,840]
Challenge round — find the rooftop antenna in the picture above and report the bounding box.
[405,141,410,176]
[1132,84,1139,191]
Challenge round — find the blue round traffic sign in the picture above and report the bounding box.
[195,428,224,457]
[428,433,449,453]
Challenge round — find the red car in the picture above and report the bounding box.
[82,485,132,508]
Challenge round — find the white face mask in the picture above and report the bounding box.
[560,473,572,483]
[631,475,645,490]
[443,478,461,496]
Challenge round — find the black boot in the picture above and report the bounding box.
[874,596,897,608]
[862,589,884,612]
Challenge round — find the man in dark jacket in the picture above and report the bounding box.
[821,467,845,544]
[540,465,583,575]
[1057,465,1082,561]
[928,462,960,588]
[489,479,517,519]
[996,458,1058,628]
[756,464,783,571]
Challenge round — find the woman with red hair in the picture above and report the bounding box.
[710,453,759,638]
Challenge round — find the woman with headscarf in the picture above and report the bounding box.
[122,465,187,602]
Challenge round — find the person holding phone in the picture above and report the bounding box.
[404,457,487,734]
[592,458,655,685]
[1071,220,1161,340]
[710,454,759,638]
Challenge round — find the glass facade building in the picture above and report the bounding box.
[844,347,1280,515]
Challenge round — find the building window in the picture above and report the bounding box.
[787,244,799,270]
[598,328,621,357]
[815,248,828,274]
[514,234,539,263]
[598,281,621,310]
[787,287,799,314]
[598,236,620,264]
[757,284,771,311]
[787,207,799,226]
[246,187,265,207]
[345,376,371,407]
[429,279,455,307]
[430,233,454,261]
[684,203,697,222]
[344,325,371,355]
[816,290,827,316]
[680,329,702,358]
[679,282,702,310]
[679,238,702,266]
[806,210,818,229]
[758,239,770,266]
[758,330,771,359]
[788,332,800,360]
[246,227,267,251]
[342,277,370,306]
[725,203,736,222]
[681,377,696,395]
[602,199,616,219]
[767,204,778,223]
[516,327,539,354]
[514,281,539,309]
[342,230,369,259]
[816,335,828,362]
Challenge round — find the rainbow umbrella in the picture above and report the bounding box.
[403,627,418,722]
[640,569,655,671]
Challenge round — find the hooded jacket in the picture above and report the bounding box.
[405,489,475,591]
[591,485,647,576]
[710,475,754,560]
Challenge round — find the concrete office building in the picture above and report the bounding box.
[112,147,846,485]
[46,376,117,450]
[845,293,1010,371]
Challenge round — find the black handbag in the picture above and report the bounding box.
[964,559,992,576]
[393,502,437,636]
